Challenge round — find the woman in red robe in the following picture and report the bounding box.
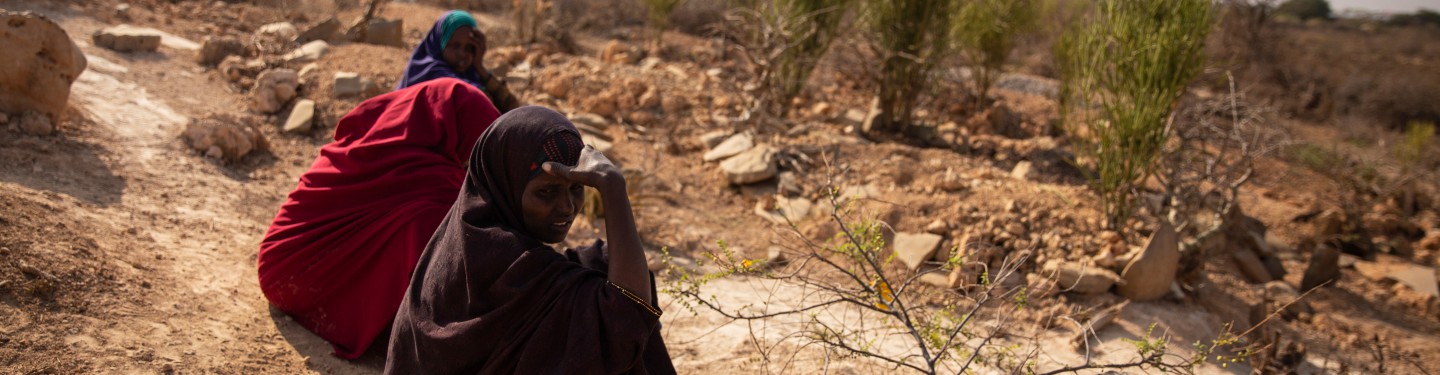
[257,77,500,359]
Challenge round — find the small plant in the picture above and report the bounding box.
[641,0,686,52]
[862,0,961,134]
[728,0,854,119]
[953,0,1040,106]
[1058,0,1214,229]
[662,162,1256,373]
[1398,121,1435,174]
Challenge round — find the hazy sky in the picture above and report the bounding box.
[1328,0,1439,14]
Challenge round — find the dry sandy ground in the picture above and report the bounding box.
[1,1,1437,374]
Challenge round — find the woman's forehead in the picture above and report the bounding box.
[525,171,572,187]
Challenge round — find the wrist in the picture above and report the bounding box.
[596,174,628,198]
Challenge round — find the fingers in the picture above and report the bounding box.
[541,161,572,178]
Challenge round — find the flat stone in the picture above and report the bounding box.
[1232,248,1274,283]
[775,196,812,221]
[1046,261,1123,294]
[362,18,404,47]
[333,71,363,98]
[283,99,314,133]
[570,113,607,129]
[282,40,329,63]
[1385,263,1438,297]
[703,132,754,162]
[894,232,944,271]
[93,25,162,52]
[1118,221,1180,301]
[719,145,777,184]
[698,130,730,149]
[925,220,948,235]
[919,273,950,288]
[297,16,340,43]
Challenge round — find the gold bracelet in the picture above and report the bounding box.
[608,280,662,318]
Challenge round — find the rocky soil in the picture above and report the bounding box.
[1,0,1437,373]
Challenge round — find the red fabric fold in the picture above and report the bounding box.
[258,78,500,359]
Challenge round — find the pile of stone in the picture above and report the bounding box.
[182,113,269,162]
[700,132,779,186]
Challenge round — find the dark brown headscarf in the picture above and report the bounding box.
[385,106,674,374]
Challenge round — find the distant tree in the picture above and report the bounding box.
[1275,0,1330,20]
[1388,9,1440,27]
[863,0,961,135]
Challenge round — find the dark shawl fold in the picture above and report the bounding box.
[385,106,674,374]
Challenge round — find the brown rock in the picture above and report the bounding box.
[1300,245,1340,292]
[661,95,688,113]
[182,114,268,161]
[362,18,403,47]
[93,25,162,52]
[541,77,571,99]
[197,36,244,67]
[1046,261,1124,294]
[893,232,944,271]
[297,16,340,43]
[0,12,86,126]
[250,68,299,114]
[1118,222,1180,301]
[218,56,266,83]
[1232,248,1274,283]
[719,145,778,185]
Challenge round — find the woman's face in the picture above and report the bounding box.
[442,26,484,73]
[520,172,582,243]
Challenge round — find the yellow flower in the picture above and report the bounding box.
[741,259,753,269]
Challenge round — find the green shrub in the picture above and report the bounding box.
[954,0,1040,106]
[1058,0,1214,228]
[863,0,961,134]
[735,0,854,118]
[1399,121,1436,173]
[1276,0,1330,20]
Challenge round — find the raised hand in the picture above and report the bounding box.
[541,145,625,195]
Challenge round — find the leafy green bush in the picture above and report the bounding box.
[1275,0,1330,20]
[1058,0,1214,228]
[954,0,1040,106]
[863,0,961,134]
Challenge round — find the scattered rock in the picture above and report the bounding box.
[251,69,299,114]
[570,113,607,129]
[256,22,299,44]
[777,171,804,197]
[600,40,636,64]
[93,25,162,52]
[1300,244,1341,292]
[0,12,86,125]
[297,16,340,43]
[282,40,329,63]
[297,63,320,83]
[719,145,778,184]
[361,18,403,47]
[15,111,53,136]
[698,130,731,149]
[283,99,314,133]
[218,56,267,83]
[1389,263,1439,297]
[1118,221,1180,301]
[541,77,571,99]
[985,102,1027,139]
[196,36,244,67]
[114,3,131,19]
[859,97,881,134]
[333,72,363,98]
[703,133,754,162]
[1010,161,1034,180]
[1072,301,1129,349]
[894,232,944,271]
[1260,280,1313,321]
[765,246,789,269]
[637,88,661,110]
[182,114,268,162]
[775,196,813,221]
[925,220,948,235]
[661,95,688,113]
[1045,261,1123,294]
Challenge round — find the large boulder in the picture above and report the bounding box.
[251,68,299,114]
[93,25,162,52]
[0,11,87,125]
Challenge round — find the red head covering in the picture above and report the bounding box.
[257,78,500,358]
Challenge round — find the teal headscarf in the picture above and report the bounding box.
[438,10,478,49]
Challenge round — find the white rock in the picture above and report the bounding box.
[333,71,362,98]
[283,99,314,133]
[719,145,777,184]
[894,232,944,271]
[703,132,754,162]
[1011,160,1034,180]
[283,40,329,63]
[256,22,299,42]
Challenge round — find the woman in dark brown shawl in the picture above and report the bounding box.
[385,106,674,374]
